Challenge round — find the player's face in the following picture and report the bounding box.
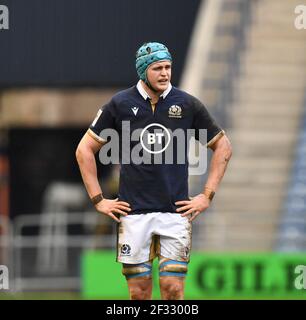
[146,61,172,93]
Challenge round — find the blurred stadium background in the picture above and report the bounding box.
[0,0,306,299]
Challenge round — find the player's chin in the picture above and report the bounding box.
[155,81,169,91]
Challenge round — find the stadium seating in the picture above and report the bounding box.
[189,0,306,251]
[276,104,306,251]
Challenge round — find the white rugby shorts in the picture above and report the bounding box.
[116,212,192,264]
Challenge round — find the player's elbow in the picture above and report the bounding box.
[75,144,82,164]
[75,142,88,165]
[223,135,232,161]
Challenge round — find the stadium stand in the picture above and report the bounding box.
[276,97,306,251]
[184,0,306,251]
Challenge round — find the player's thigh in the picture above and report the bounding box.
[117,214,154,263]
[157,213,192,262]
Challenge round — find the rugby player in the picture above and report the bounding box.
[76,42,232,300]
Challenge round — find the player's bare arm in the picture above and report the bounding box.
[76,132,131,223]
[176,134,232,222]
[205,133,232,191]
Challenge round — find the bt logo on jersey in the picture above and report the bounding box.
[97,121,208,175]
[147,132,164,145]
[140,123,171,155]
[0,5,9,30]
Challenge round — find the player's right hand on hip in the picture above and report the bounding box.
[95,198,131,223]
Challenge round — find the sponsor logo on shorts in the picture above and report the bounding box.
[120,244,131,256]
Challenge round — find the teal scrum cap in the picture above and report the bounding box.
[135,42,172,85]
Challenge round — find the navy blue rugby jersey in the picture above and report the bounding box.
[88,81,224,215]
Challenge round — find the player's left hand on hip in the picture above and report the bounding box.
[175,193,210,222]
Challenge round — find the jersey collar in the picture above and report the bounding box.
[136,80,172,100]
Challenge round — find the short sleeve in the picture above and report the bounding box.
[87,100,116,143]
[191,96,224,148]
